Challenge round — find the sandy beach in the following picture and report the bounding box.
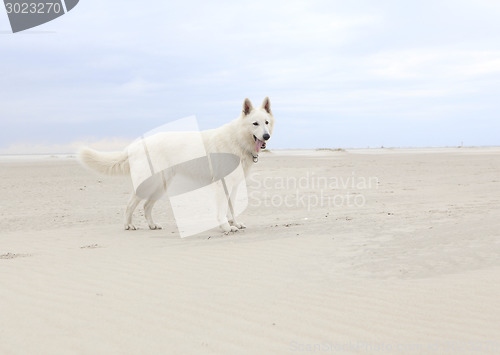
[1,148,500,354]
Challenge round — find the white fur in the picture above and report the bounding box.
[79,97,275,233]
[78,148,130,175]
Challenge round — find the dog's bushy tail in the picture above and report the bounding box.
[78,147,130,176]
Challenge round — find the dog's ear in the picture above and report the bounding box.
[242,98,254,116]
[261,97,272,114]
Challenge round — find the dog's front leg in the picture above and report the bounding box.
[219,211,238,234]
[227,185,246,229]
[227,184,246,229]
[216,183,238,234]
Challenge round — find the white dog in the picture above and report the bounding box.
[79,97,274,233]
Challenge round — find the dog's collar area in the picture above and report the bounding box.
[252,135,260,163]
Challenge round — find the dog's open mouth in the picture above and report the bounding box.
[253,135,267,153]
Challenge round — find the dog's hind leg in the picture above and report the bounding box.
[144,200,162,230]
[143,170,171,230]
[124,193,142,230]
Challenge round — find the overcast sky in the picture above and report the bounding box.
[1,0,500,153]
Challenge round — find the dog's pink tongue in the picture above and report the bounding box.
[255,139,263,153]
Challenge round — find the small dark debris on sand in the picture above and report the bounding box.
[80,244,102,249]
[0,253,31,260]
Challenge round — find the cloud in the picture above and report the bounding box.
[119,77,170,95]
[1,0,500,151]
[368,49,500,80]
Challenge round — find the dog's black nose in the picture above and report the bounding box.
[263,133,270,141]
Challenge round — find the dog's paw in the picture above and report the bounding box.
[124,224,137,230]
[220,223,239,234]
[234,222,246,229]
[224,226,239,235]
[149,223,162,230]
[228,219,246,229]
[220,223,231,233]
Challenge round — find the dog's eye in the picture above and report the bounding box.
[253,122,259,126]
[265,121,269,125]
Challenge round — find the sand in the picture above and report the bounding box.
[1,148,500,354]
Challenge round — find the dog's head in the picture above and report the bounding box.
[241,97,275,154]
